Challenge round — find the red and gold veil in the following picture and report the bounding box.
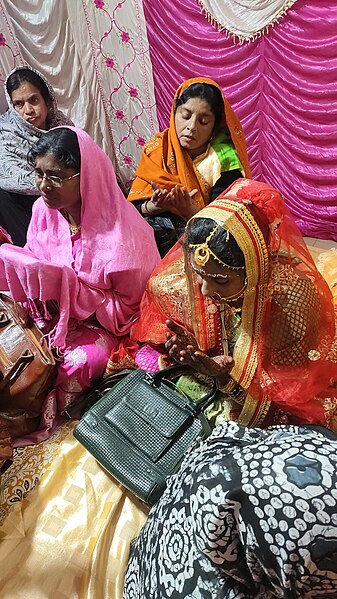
[133,179,337,428]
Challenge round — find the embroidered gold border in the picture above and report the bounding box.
[191,199,269,389]
[237,393,258,426]
[104,355,137,376]
[144,135,161,153]
[250,398,271,427]
[128,188,149,198]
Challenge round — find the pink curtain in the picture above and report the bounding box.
[143,0,337,241]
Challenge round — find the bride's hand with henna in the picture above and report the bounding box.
[165,319,234,386]
[165,320,199,365]
[187,352,234,386]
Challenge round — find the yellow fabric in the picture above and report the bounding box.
[308,246,337,305]
[0,428,149,599]
[0,421,74,525]
[193,131,243,189]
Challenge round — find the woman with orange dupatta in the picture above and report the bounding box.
[132,178,337,430]
[128,77,251,256]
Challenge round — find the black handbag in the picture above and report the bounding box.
[73,365,218,505]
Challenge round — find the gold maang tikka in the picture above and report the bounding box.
[189,223,245,271]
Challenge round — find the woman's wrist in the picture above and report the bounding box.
[177,204,199,221]
[142,200,151,215]
[216,376,247,405]
[216,372,231,390]
[142,199,162,215]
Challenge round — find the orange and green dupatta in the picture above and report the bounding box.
[128,77,251,211]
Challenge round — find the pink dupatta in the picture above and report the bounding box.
[0,127,160,348]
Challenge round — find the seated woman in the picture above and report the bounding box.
[0,126,160,454]
[0,66,73,246]
[124,421,337,598]
[128,77,251,257]
[132,178,337,430]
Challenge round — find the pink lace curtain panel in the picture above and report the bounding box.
[143,0,337,241]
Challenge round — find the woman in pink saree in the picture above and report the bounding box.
[0,127,160,451]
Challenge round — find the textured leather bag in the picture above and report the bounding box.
[74,365,218,505]
[0,293,56,437]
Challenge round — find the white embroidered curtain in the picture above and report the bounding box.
[0,0,158,188]
[197,0,299,41]
[0,1,24,113]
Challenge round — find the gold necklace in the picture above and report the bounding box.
[61,209,81,234]
[69,222,81,234]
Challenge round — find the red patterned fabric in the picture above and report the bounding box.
[132,178,337,428]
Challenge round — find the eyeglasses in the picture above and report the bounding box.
[34,171,80,188]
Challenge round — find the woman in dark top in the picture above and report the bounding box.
[0,66,73,246]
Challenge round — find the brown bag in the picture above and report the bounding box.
[0,293,57,438]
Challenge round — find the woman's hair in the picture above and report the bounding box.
[27,127,81,171]
[6,68,51,105]
[175,83,224,129]
[185,218,245,268]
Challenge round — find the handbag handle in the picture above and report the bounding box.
[0,312,11,329]
[64,367,191,419]
[151,363,194,385]
[151,364,219,415]
[65,364,219,420]
[0,349,34,390]
[63,369,135,418]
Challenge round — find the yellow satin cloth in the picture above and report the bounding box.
[0,427,149,599]
[308,246,337,305]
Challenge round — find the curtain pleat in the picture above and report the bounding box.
[143,0,337,240]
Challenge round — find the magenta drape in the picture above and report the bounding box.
[143,0,337,241]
